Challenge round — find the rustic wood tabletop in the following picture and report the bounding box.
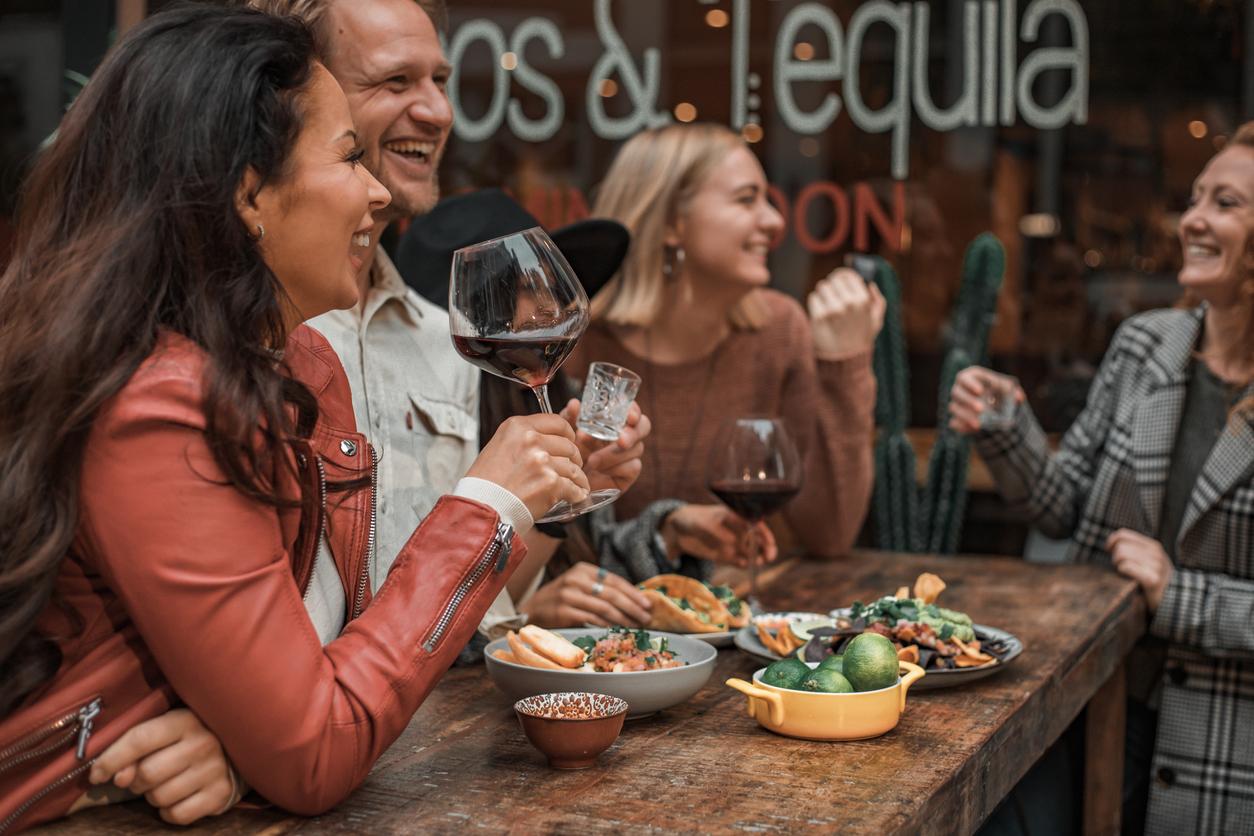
[39,551,1144,835]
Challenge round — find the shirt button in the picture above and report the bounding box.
[1167,666,1186,686]
[340,439,357,456]
[1156,767,1176,787]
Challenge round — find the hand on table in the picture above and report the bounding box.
[660,504,778,567]
[807,268,886,361]
[947,366,1026,434]
[520,562,653,627]
[1107,528,1173,614]
[559,399,650,495]
[88,708,243,825]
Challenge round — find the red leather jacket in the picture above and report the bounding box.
[0,326,525,832]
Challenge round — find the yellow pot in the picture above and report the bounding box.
[726,661,925,741]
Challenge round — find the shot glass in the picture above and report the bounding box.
[577,362,642,442]
[978,371,1021,430]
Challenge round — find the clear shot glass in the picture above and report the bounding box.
[577,362,642,442]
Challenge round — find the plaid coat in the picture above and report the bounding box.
[974,306,1254,835]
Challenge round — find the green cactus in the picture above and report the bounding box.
[868,258,919,552]
[919,234,1006,554]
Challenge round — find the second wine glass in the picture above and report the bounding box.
[449,227,619,523]
[707,417,802,611]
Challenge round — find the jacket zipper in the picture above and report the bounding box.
[351,446,378,620]
[0,698,100,776]
[0,760,94,834]
[0,698,101,834]
[303,456,329,603]
[422,522,513,653]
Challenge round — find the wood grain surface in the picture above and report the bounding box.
[38,552,1145,835]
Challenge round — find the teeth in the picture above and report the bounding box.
[353,232,371,247]
[385,140,434,157]
[1186,244,1218,257]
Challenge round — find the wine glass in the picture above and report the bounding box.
[449,227,619,523]
[707,417,802,610]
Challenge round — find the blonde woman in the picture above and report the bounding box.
[950,124,1254,834]
[569,123,885,577]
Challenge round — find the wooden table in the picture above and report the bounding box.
[41,552,1144,835]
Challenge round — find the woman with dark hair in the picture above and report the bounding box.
[950,124,1254,834]
[0,5,588,831]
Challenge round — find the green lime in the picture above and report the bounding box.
[761,657,810,690]
[816,654,844,674]
[842,633,900,692]
[799,668,854,693]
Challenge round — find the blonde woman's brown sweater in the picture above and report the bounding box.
[568,290,875,558]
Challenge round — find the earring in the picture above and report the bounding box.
[662,245,685,278]
[255,223,265,241]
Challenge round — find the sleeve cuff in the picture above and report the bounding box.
[452,477,534,535]
[815,349,874,372]
[1149,569,1206,644]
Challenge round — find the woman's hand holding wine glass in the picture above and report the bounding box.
[707,417,802,609]
[659,504,779,567]
[449,228,621,522]
[465,414,590,523]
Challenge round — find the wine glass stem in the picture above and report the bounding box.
[531,383,554,414]
[747,523,761,609]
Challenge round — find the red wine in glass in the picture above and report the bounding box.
[449,228,619,522]
[450,334,578,389]
[708,479,801,522]
[707,418,802,610]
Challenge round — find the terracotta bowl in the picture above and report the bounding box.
[513,692,628,769]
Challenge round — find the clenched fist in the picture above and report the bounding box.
[807,268,887,361]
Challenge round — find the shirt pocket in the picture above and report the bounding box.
[406,390,478,500]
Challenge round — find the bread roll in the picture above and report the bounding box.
[506,630,565,670]
[520,625,585,668]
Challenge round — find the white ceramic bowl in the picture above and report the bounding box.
[484,629,718,718]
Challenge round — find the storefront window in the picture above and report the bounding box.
[438,0,1248,552]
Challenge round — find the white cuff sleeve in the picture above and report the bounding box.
[452,477,534,534]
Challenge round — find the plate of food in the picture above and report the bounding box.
[810,573,1023,690]
[733,611,832,662]
[484,625,718,717]
[635,575,751,647]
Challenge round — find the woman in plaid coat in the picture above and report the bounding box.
[950,124,1254,835]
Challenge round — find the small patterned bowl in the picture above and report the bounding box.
[514,692,629,769]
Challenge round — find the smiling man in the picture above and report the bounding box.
[244,0,646,620]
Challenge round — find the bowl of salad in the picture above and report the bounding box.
[484,626,718,718]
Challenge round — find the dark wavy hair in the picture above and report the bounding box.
[0,4,319,715]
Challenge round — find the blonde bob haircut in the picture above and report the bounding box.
[591,123,771,330]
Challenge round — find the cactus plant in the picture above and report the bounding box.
[919,234,1006,553]
[867,258,920,552]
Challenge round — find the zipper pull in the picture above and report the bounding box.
[494,522,513,573]
[75,699,102,760]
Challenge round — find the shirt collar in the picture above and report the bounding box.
[361,249,427,326]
